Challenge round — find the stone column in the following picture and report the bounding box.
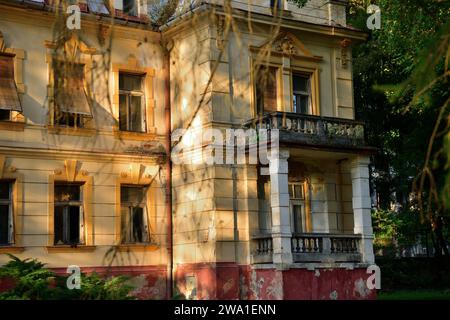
[350,156,375,264]
[269,149,293,267]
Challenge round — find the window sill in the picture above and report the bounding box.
[0,121,25,131]
[113,127,157,141]
[116,244,159,252]
[46,245,96,253]
[0,246,25,254]
[47,126,97,137]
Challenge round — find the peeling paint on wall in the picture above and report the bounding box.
[353,278,371,298]
[128,274,167,300]
[329,290,338,300]
[222,278,234,295]
[266,271,283,300]
[49,264,377,300]
[249,269,264,300]
[239,273,249,300]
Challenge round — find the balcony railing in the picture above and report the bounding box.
[291,233,362,263]
[251,233,362,264]
[251,234,273,264]
[243,112,367,149]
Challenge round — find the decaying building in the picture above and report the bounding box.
[0,0,376,299]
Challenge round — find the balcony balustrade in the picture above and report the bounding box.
[251,233,362,264]
[243,112,367,149]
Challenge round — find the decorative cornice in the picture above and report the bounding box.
[250,31,324,62]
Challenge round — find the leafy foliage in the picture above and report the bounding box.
[0,255,135,300]
[0,254,55,300]
[348,0,450,256]
[289,0,308,8]
[372,209,427,256]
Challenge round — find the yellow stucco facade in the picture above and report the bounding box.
[0,0,377,300]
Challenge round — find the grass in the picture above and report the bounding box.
[378,289,450,300]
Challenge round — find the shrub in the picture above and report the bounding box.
[0,254,135,300]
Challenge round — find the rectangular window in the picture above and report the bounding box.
[119,73,146,132]
[257,173,272,233]
[120,185,149,243]
[289,182,307,234]
[0,181,13,245]
[288,183,305,199]
[0,109,11,121]
[255,66,278,114]
[87,0,110,14]
[270,0,282,11]
[292,204,303,234]
[292,73,312,114]
[0,53,22,118]
[54,183,84,245]
[123,0,138,16]
[53,62,92,128]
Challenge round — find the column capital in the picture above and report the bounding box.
[350,155,371,168]
[269,148,289,162]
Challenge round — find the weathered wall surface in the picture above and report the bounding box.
[0,6,169,269]
[173,263,376,300]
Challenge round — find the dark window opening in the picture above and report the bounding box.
[257,172,272,233]
[123,0,138,16]
[54,112,84,128]
[121,185,149,243]
[54,183,83,245]
[292,204,303,233]
[270,0,282,11]
[0,109,11,121]
[293,73,312,114]
[0,181,12,245]
[119,73,146,132]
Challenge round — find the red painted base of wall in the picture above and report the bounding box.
[175,263,376,300]
[0,263,376,300]
[51,265,168,299]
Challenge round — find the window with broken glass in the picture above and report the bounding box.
[0,181,13,245]
[53,62,92,128]
[0,52,22,121]
[86,0,110,15]
[292,73,312,114]
[54,183,84,245]
[120,185,149,244]
[119,72,146,132]
[123,0,138,16]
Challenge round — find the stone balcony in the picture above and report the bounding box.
[243,112,368,150]
[251,233,363,264]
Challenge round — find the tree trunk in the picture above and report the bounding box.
[434,217,449,256]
